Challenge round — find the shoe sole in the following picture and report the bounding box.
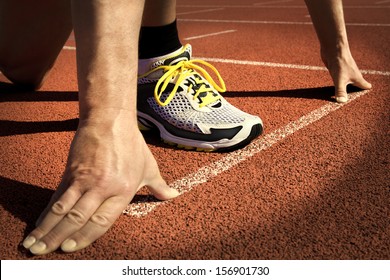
[137,112,263,152]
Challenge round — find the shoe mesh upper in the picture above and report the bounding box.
[138,44,256,134]
[147,94,246,133]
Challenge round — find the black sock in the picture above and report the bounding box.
[139,20,182,59]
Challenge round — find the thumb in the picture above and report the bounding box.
[141,147,180,200]
[351,76,372,91]
[333,80,349,103]
[146,174,180,201]
[333,75,372,104]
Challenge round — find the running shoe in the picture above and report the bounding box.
[137,44,263,152]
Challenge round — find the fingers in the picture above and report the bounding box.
[35,179,75,227]
[23,172,179,255]
[333,75,372,104]
[22,132,180,255]
[326,52,372,104]
[23,184,81,246]
[333,81,349,103]
[322,48,372,104]
[23,190,103,255]
[61,196,127,252]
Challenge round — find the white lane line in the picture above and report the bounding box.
[254,0,293,6]
[178,5,390,9]
[195,57,390,76]
[376,0,390,4]
[184,29,237,41]
[63,46,76,50]
[123,89,370,217]
[178,18,390,27]
[177,8,224,16]
[179,18,312,25]
[345,22,390,27]
[62,47,390,76]
[178,4,306,8]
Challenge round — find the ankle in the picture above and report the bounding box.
[139,20,182,59]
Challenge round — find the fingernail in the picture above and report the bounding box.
[61,239,77,252]
[170,188,181,198]
[22,236,36,249]
[335,96,348,103]
[30,241,47,255]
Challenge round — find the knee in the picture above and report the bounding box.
[0,50,50,90]
[0,64,48,90]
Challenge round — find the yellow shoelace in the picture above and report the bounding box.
[139,59,226,107]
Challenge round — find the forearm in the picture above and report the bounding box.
[71,0,144,124]
[304,0,349,55]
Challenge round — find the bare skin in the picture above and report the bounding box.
[304,0,372,102]
[0,0,72,89]
[0,0,371,255]
[11,0,179,255]
[142,0,176,26]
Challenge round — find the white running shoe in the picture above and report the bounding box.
[137,44,263,152]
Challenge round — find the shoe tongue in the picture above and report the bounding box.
[164,45,191,65]
[164,50,191,66]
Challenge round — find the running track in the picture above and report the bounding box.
[0,0,389,260]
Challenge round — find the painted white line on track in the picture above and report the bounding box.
[195,57,390,76]
[179,18,309,25]
[62,47,390,76]
[254,0,293,6]
[184,30,237,41]
[178,18,390,27]
[178,5,390,9]
[376,0,390,4]
[177,8,224,16]
[123,90,371,217]
[63,46,76,50]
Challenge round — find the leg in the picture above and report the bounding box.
[143,0,176,26]
[137,0,263,151]
[0,0,72,89]
[139,0,181,59]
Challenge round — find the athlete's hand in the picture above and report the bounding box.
[321,48,372,103]
[22,116,179,255]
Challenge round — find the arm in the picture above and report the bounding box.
[22,0,179,255]
[304,0,371,102]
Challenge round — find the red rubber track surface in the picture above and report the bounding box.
[0,0,389,260]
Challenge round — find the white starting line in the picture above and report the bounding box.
[124,89,371,217]
[178,18,390,27]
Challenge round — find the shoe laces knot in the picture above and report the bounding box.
[141,59,226,107]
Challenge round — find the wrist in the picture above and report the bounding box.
[320,37,350,56]
[78,107,138,131]
[320,39,352,68]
